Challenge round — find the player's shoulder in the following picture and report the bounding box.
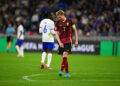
[19,24,23,28]
[46,19,54,24]
[40,19,47,23]
[18,24,24,30]
[41,19,54,24]
[56,20,61,25]
[66,18,73,22]
[47,19,54,23]
[40,19,45,23]
[41,18,53,22]
[6,27,10,31]
[11,27,15,30]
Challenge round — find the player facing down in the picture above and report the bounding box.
[39,12,55,69]
[55,10,78,77]
[16,21,24,57]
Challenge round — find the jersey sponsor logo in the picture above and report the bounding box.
[63,27,66,32]
[67,22,69,26]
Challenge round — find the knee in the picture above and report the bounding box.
[63,52,68,58]
[16,45,19,48]
[48,50,52,53]
[43,50,47,53]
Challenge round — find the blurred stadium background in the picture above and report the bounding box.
[0,0,120,55]
[0,0,120,86]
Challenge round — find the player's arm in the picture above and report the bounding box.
[55,30,64,48]
[39,27,42,33]
[49,28,55,36]
[72,24,78,47]
[50,22,55,34]
[39,22,43,33]
[11,27,15,34]
[50,29,55,34]
[6,28,9,34]
[18,26,23,40]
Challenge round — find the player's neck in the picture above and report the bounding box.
[62,17,66,22]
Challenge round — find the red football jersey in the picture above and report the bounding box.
[55,19,74,44]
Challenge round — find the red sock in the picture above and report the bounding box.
[61,57,67,71]
[65,61,69,73]
[64,58,69,73]
[61,60,65,71]
[62,57,69,73]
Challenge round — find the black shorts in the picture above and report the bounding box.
[58,43,72,55]
[7,36,13,43]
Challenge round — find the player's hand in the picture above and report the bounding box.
[59,42,64,48]
[74,41,78,47]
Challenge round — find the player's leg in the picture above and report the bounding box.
[46,43,55,69]
[6,36,11,52]
[16,45,21,56]
[16,40,21,56]
[10,37,14,52]
[63,52,70,77]
[41,50,47,69]
[6,36,9,52]
[16,40,24,57]
[61,43,71,77]
[46,50,52,69]
[19,45,24,57]
[19,40,24,57]
[41,42,47,69]
[58,47,64,76]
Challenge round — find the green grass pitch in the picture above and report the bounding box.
[0,53,120,86]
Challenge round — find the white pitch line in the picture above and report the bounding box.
[33,79,120,82]
[72,73,120,75]
[23,76,35,82]
[0,80,25,82]
[22,73,120,82]
[1,73,120,83]
[1,79,120,82]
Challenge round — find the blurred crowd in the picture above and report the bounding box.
[0,0,120,36]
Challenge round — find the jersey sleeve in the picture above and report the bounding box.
[12,27,15,32]
[19,26,23,32]
[55,22,59,31]
[7,27,15,33]
[50,21,55,34]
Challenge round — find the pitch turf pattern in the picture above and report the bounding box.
[0,53,120,86]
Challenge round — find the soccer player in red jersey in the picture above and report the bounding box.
[55,10,78,77]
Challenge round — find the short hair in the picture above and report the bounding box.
[56,10,65,16]
[44,11,50,18]
[43,11,53,20]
